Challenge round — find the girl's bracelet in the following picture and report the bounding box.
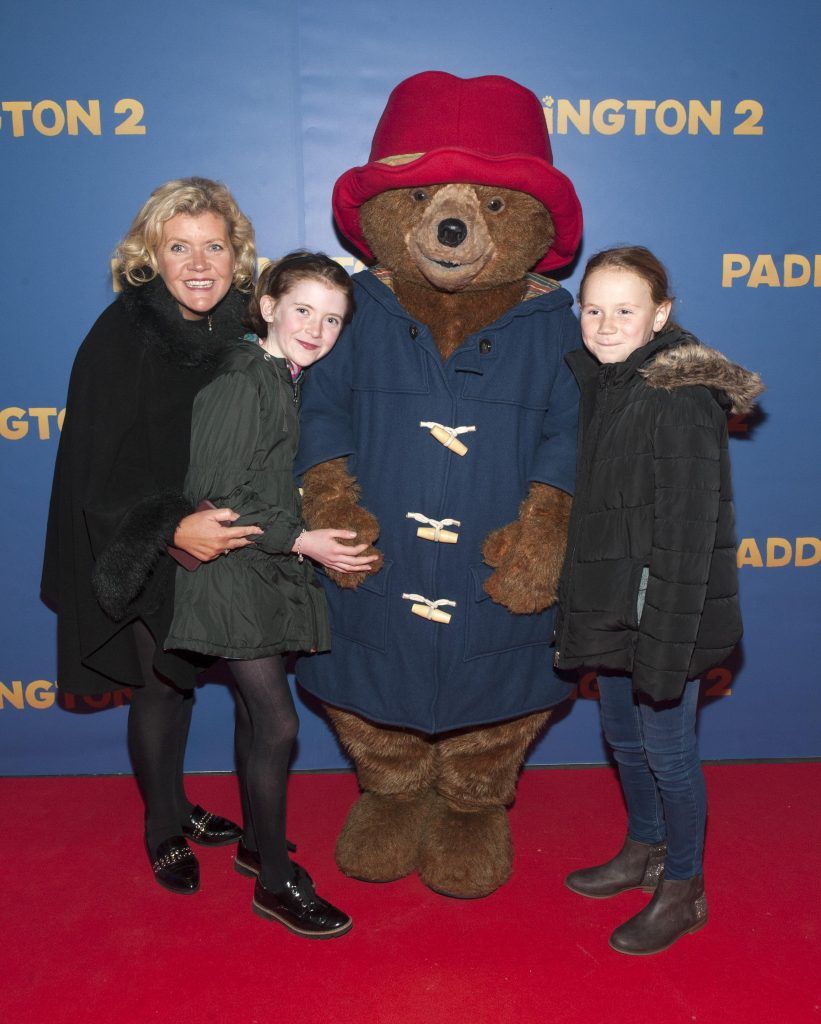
[295,529,307,563]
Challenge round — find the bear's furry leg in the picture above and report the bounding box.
[419,709,551,898]
[325,704,435,881]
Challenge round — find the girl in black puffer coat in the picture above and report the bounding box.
[555,247,763,956]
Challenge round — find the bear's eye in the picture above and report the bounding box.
[411,189,430,202]
[486,197,505,213]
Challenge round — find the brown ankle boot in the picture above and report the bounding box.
[564,835,666,899]
[609,874,708,955]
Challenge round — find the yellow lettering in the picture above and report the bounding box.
[688,99,721,135]
[332,256,366,274]
[816,255,821,286]
[722,254,750,287]
[734,99,764,135]
[535,96,761,137]
[766,537,792,567]
[655,99,687,135]
[1,101,32,136]
[0,681,25,710]
[32,99,65,136]
[26,680,55,709]
[113,98,146,135]
[736,538,763,568]
[557,99,590,135]
[65,99,101,136]
[592,99,624,135]
[57,408,66,431]
[783,254,811,288]
[28,407,57,439]
[625,99,655,135]
[795,537,821,567]
[0,407,29,440]
[541,96,554,134]
[748,254,780,288]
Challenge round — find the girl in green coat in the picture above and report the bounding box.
[167,253,376,938]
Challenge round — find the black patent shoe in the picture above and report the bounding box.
[234,839,297,878]
[182,805,242,846]
[150,836,199,895]
[252,863,352,939]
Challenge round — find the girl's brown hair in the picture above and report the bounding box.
[245,251,355,337]
[578,245,675,316]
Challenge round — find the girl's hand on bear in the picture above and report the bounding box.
[300,458,384,587]
[296,529,380,575]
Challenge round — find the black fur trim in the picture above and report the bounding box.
[92,491,193,621]
[119,276,250,369]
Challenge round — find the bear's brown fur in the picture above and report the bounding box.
[301,178,573,898]
[303,182,571,608]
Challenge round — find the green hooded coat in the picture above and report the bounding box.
[165,339,330,660]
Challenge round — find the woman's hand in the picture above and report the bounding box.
[295,529,380,573]
[173,508,263,561]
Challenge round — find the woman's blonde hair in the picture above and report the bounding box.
[115,177,256,291]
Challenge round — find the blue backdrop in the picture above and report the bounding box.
[2,0,819,774]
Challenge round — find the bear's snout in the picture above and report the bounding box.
[437,218,468,248]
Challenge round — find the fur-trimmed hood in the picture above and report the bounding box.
[119,275,249,369]
[640,331,764,415]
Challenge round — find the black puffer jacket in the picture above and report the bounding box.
[553,328,763,701]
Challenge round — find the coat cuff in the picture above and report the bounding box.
[91,491,192,621]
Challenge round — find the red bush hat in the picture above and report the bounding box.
[333,71,583,273]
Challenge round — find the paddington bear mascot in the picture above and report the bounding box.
[295,71,583,898]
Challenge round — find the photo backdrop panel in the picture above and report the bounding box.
[1,0,310,774]
[1,0,818,774]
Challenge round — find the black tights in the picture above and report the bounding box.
[129,622,296,889]
[129,620,196,854]
[229,655,298,891]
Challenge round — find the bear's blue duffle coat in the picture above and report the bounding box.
[295,269,579,733]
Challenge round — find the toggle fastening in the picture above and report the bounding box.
[419,421,476,457]
[402,593,456,624]
[406,512,461,544]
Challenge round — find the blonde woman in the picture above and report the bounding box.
[43,177,261,894]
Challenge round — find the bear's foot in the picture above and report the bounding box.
[418,794,512,899]
[336,791,431,882]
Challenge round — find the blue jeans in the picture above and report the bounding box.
[597,674,706,879]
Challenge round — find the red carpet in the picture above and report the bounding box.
[2,764,818,1024]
